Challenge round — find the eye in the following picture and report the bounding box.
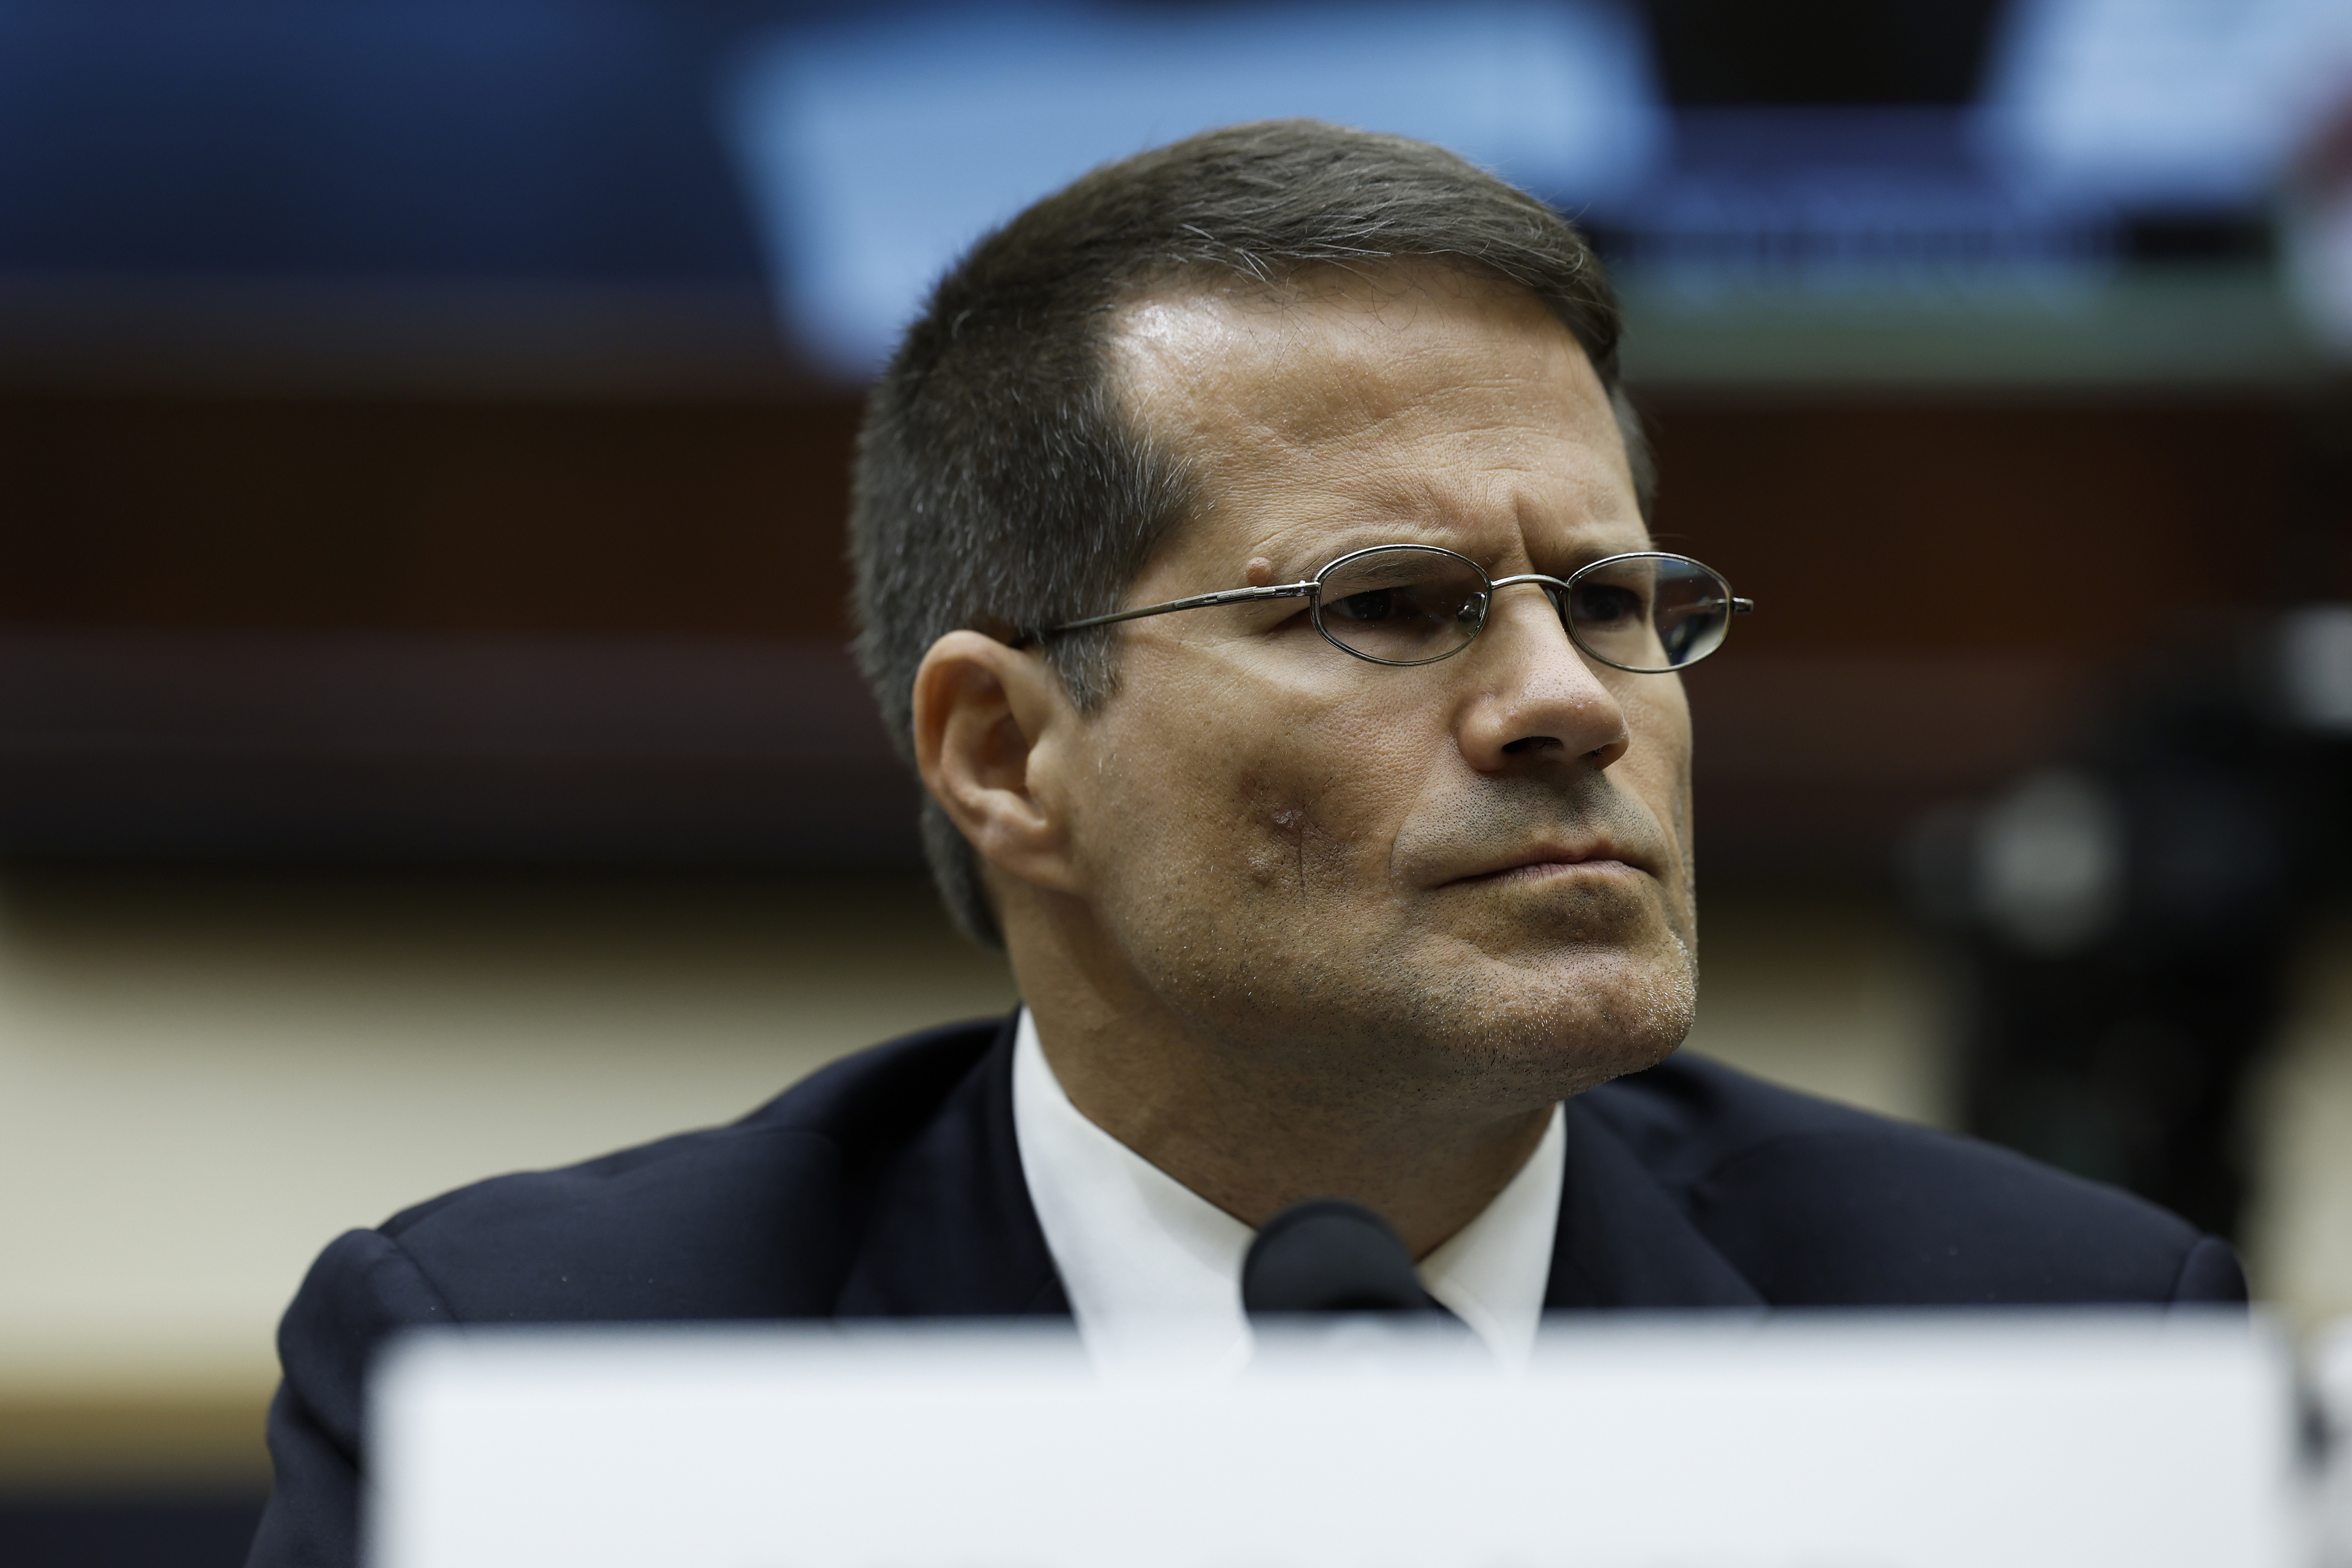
[1569,581,1645,626]
[1311,547,1488,662]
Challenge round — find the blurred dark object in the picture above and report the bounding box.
[1909,603,2352,1238]
[1669,393,2310,884]
[0,1497,262,1568]
[1639,0,2004,106]
[1241,1201,1448,1318]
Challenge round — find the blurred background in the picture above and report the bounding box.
[2,1,2348,1562]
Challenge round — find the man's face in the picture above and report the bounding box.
[1057,268,1696,1114]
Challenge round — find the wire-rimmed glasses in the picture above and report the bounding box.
[1034,544,1753,673]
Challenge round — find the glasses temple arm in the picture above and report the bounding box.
[1041,581,1314,636]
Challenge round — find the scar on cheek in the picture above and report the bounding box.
[1241,776,1356,860]
[1236,785,1316,888]
[1245,557,1275,586]
[1237,775,1310,840]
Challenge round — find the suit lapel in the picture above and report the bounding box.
[830,1014,1756,1316]
[1545,1096,1767,1309]
[833,1015,1073,1318]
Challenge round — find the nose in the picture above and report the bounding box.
[1454,580,1631,773]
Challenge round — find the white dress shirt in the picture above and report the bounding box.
[1010,1009,1564,1374]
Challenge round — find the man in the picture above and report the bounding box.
[247,121,2241,1567]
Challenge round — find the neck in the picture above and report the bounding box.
[1002,889,1555,1261]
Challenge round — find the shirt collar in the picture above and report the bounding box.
[1010,1008,1565,1373]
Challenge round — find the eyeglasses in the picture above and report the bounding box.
[1033,544,1753,673]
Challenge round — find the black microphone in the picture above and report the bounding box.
[1240,1198,1457,1319]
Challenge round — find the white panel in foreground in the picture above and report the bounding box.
[371,1314,2296,1568]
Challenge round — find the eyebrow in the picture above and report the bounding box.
[1255,522,1651,583]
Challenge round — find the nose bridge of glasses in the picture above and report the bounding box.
[1464,573,1593,678]
[1484,572,1575,626]
[1461,572,1635,703]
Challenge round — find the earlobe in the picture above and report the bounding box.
[911,631,1081,894]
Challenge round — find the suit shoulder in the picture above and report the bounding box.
[1580,1052,2238,1305]
[373,1017,1007,1322]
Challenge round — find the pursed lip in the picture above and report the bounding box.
[1442,838,1656,887]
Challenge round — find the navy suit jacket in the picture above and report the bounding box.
[246,1013,2244,1567]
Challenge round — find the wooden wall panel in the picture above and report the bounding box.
[0,395,862,640]
[1643,396,2317,657]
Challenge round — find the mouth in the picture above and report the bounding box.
[1446,843,1651,887]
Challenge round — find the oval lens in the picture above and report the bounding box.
[1566,554,1730,672]
[1313,547,1487,665]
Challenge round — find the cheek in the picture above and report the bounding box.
[1618,679,1693,795]
[1231,767,1357,892]
[1616,680,1697,899]
[1104,676,1433,902]
[1229,710,1435,898]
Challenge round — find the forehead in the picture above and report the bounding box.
[1107,265,1641,566]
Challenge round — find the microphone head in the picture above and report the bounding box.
[1241,1198,1442,1317]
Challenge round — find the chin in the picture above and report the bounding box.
[1138,888,1696,1106]
[1436,944,1698,1104]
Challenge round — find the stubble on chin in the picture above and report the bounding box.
[1128,866,1696,1119]
[1367,774,1700,1096]
[1373,878,1699,1106]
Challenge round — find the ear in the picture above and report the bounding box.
[911,631,1085,896]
